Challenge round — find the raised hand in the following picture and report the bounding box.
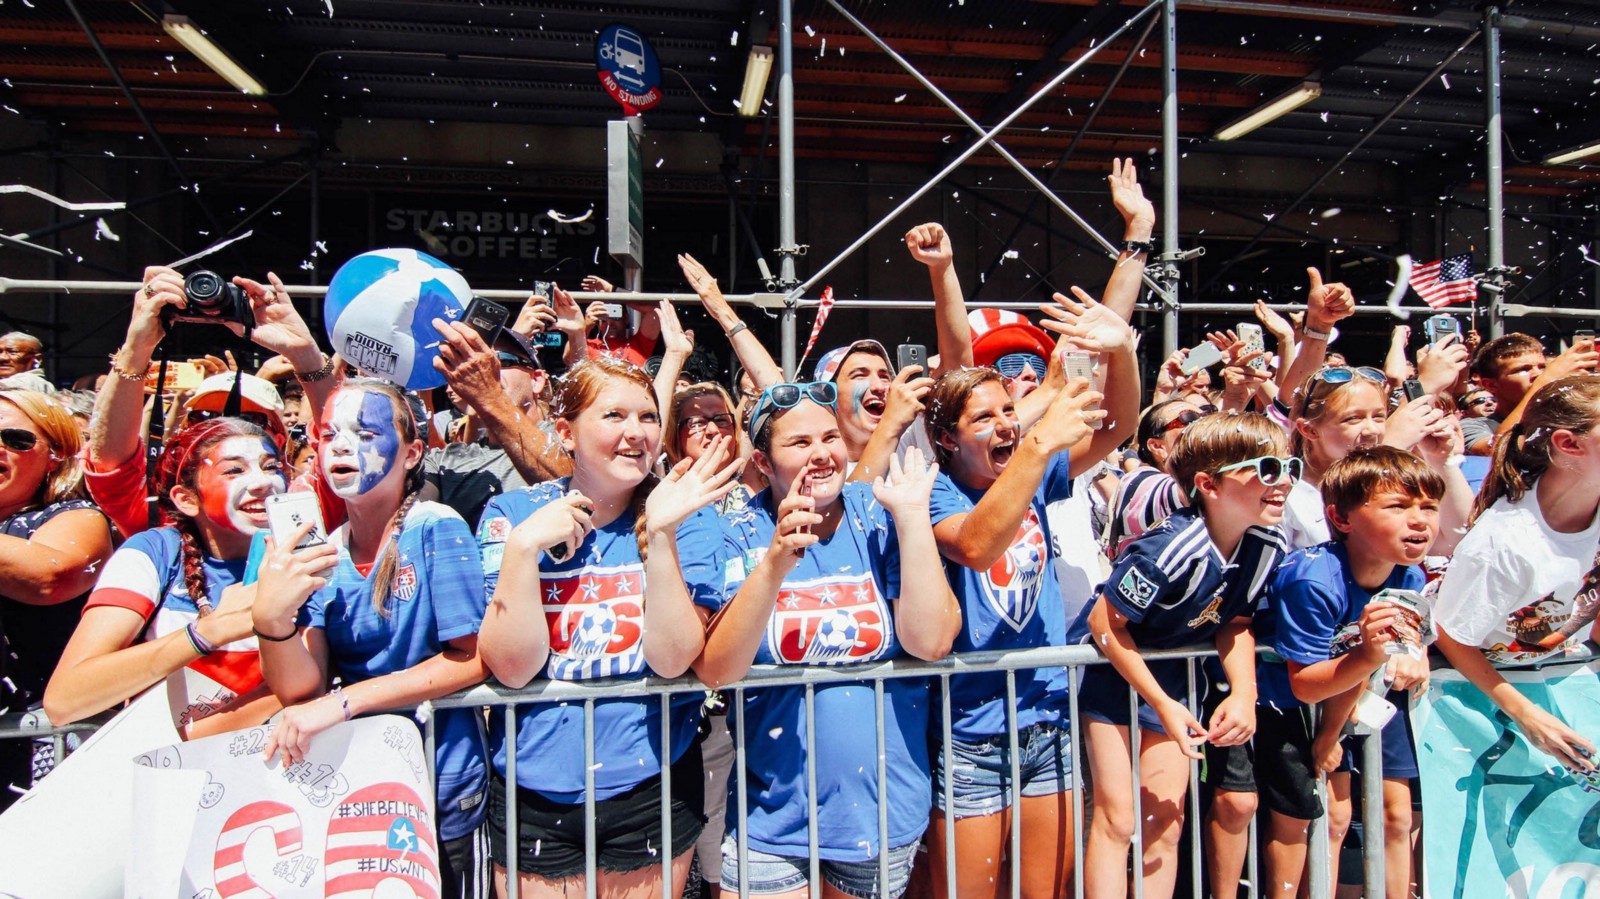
[1036,377,1104,452]
[657,298,694,357]
[580,275,614,293]
[1038,286,1133,353]
[881,365,936,431]
[678,253,739,329]
[1306,267,1354,328]
[871,446,939,518]
[645,437,744,534]
[432,318,502,405]
[904,223,953,269]
[1416,334,1470,396]
[234,272,320,360]
[1383,396,1445,452]
[512,293,558,337]
[551,284,585,335]
[1253,300,1294,344]
[1108,157,1155,233]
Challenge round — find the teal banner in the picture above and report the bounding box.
[1414,661,1600,898]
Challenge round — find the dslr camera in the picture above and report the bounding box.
[162,270,256,336]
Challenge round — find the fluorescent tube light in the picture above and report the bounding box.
[738,45,773,117]
[1214,82,1321,142]
[1543,140,1600,165]
[162,15,266,96]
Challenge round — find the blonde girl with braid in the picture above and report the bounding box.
[46,418,318,737]
[252,377,494,898]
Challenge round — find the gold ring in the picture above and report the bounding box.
[143,284,155,298]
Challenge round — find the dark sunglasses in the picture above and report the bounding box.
[748,381,838,442]
[0,428,39,453]
[1161,410,1203,434]
[1467,395,1495,407]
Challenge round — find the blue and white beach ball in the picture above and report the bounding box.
[324,248,472,391]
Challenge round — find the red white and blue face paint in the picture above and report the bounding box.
[320,388,402,498]
[195,436,285,535]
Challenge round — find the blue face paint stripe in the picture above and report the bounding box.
[356,390,401,494]
[850,383,869,417]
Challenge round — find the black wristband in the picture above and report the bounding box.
[253,624,298,643]
[1122,239,1156,255]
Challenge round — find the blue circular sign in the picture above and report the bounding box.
[596,23,662,113]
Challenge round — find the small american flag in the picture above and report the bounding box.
[1408,253,1477,309]
[798,286,836,370]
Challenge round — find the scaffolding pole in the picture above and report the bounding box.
[778,0,800,378]
[1160,0,1181,360]
[1483,8,1507,339]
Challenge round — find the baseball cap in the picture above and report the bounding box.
[812,339,891,384]
[183,372,288,447]
[493,328,541,369]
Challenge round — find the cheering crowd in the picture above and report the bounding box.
[1,159,1598,899]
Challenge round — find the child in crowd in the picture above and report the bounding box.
[1435,375,1600,771]
[1080,412,1291,899]
[252,378,494,898]
[1256,446,1441,898]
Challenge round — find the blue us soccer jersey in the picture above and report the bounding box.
[680,480,930,863]
[925,450,1073,739]
[298,500,489,841]
[1256,541,1424,709]
[1077,506,1286,733]
[477,479,718,804]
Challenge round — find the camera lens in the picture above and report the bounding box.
[184,271,225,308]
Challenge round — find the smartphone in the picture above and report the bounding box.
[1576,329,1595,352]
[1062,350,1102,429]
[1423,314,1460,346]
[795,477,813,557]
[144,360,203,394]
[533,332,564,348]
[895,343,927,373]
[1236,322,1267,372]
[530,280,554,302]
[1403,378,1426,402]
[1178,341,1226,375]
[602,302,625,320]
[265,492,327,550]
[462,296,510,347]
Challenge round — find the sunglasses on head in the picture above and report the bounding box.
[0,428,39,453]
[1161,410,1203,434]
[1298,366,1387,412]
[1192,455,1302,497]
[748,381,838,442]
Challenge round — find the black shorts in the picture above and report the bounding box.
[1251,703,1324,820]
[487,739,706,879]
[1198,679,1256,794]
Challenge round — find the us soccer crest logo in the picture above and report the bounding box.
[982,506,1047,631]
[542,562,646,678]
[392,563,418,602]
[769,574,890,665]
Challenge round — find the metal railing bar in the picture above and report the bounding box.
[1006,670,1023,899]
[583,698,598,899]
[805,683,821,899]
[504,703,521,899]
[1130,684,1145,899]
[1068,665,1085,899]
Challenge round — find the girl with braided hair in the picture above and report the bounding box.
[251,377,494,898]
[45,417,320,738]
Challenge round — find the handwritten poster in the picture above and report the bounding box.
[125,715,440,899]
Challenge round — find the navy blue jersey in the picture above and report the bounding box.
[1077,507,1285,733]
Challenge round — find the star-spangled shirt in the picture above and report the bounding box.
[84,527,261,729]
[680,481,930,862]
[294,501,489,841]
[477,479,717,803]
[926,450,1073,739]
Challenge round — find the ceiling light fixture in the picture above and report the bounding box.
[738,45,773,118]
[1214,81,1321,142]
[1543,139,1600,165]
[162,15,266,96]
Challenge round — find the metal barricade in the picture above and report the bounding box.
[0,644,1382,899]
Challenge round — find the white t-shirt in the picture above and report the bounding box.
[1282,477,1330,550]
[1433,488,1600,665]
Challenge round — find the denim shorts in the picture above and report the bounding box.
[932,721,1075,818]
[719,834,920,898]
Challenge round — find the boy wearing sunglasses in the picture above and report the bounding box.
[1254,446,1442,899]
[1080,412,1292,899]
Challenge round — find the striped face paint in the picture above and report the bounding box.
[196,436,285,535]
[320,389,401,498]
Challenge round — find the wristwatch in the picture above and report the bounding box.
[1121,239,1156,255]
